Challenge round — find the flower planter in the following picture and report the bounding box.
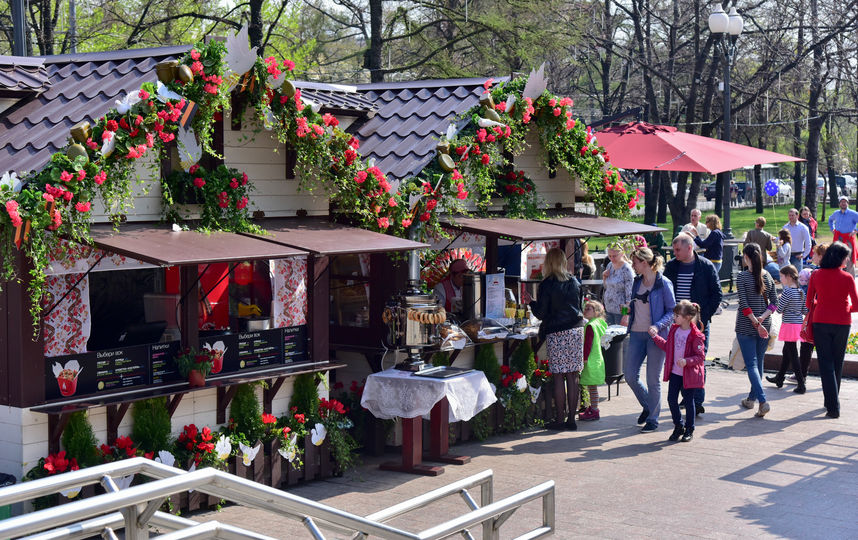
[265,439,283,488]
[187,369,206,388]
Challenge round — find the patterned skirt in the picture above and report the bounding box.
[546,327,585,373]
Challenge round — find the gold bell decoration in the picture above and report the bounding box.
[69,121,91,144]
[281,79,296,98]
[482,107,502,123]
[479,93,495,109]
[155,61,179,84]
[438,153,456,172]
[177,65,194,84]
[436,140,450,154]
[66,143,89,163]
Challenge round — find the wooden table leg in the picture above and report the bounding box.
[425,397,470,465]
[379,416,444,476]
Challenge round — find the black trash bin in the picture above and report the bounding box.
[603,332,627,400]
[0,473,15,520]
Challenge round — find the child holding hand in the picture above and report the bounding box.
[649,301,706,442]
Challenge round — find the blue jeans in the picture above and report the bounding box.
[736,333,768,403]
[710,261,722,274]
[765,262,781,282]
[789,255,803,272]
[625,331,665,426]
[667,373,695,431]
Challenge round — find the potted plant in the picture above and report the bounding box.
[176,348,215,387]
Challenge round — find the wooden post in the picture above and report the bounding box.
[307,256,330,364]
[179,265,199,351]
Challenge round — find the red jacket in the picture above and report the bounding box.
[807,268,858,325]
[652,324,706,388]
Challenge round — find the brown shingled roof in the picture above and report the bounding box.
[0,46,189,175]
[351,77,507,183]
[0,56,50,95]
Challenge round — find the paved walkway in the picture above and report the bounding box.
[193,305,858,539]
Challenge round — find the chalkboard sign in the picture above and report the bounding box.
[283,325,307,363]
[151,341,182,385]
[199,333,239,375]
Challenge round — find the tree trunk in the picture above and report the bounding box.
[365,0,384,82]
[643,171,657,224]
[793,123,804,211]
[804,0,822,215]
[657,173,669,225]
[754,164,763,213]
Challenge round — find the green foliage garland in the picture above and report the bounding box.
[162,164,261,232]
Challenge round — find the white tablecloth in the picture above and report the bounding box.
[361,369,497,422]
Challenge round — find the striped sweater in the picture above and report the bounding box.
[776,286,807,324]
[735,271,778,336]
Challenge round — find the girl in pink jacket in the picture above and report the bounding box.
[649,301,706,442]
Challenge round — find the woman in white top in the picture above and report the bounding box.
[776,230,792,268]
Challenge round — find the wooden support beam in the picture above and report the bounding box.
[263,377,287,414]
[167,393,184,417]
[106,402,131,445]
[48,413,73,454]
[180,265,199,351]
[216,385,240,424]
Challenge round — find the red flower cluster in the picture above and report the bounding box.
[5,200,22,227]
[43,451,79,475]
[177,424,215,466]
[318,397,348,418]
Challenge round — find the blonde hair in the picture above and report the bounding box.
[584,300,605,318]
[543,247,570,281]
[706,214,722,230]
[631,247,664,273]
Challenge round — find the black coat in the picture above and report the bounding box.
[663,253,722,325]
[529,275,583,335]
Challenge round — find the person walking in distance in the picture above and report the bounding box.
[782,208,812,271]
[827,195,858,276]
[663,233,721,415]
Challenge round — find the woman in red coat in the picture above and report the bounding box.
[806,241,858,418]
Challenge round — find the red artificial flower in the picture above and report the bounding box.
[190,49,200,61]
[75,202,92,213]
[425,198,438,211]
[452,169,463,181]
[105,120,118,132]
[401,218,412,228]
[60,170,73,183]
[354,171,368,184]
[377,217,389,229]
[388,197,397,207]
[193,177,206,188]
[262,413,277,425]
[483,78,494,92]
[553,107,561,116]
[419,212,431,222]
[294,413,305,424]
[230,179,239,189]
[476,128,487,143]
[322,113,339,127]
[481,154,490,165]
[283,59,295,71]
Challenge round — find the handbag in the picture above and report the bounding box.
[800,301,814,344]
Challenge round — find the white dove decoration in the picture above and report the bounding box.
[239,442,261,466]
[223,25,258,92]
[154,450,176,468]
[176,126,202,172]
[101,131,115,158]
[0,171,21,192]
[302,98,322,114]
[156,81,184,103]
[114,474,135,490]
[528,384,541,404]
[516,376,527,392]
[277,434,299,462]
[477,117,506,129]
[444,122,458,141]
[215,435,232,461]
[521,63,548,101]
[114,91,142,114]
[59,487,81,498]
[310,423,327,446]
[504,94,517,114]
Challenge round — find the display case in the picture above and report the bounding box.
[330,254,371,328]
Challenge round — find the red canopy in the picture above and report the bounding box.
[595,121,803,174]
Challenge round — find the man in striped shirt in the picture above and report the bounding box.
[664,233,722,414]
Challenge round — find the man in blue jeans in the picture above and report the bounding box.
[663,233,722,415]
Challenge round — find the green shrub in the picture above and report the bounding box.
[62,411,98,467]
[510,340,536,382]
[289,373,320,416]
[230,384,264,444]
[132,398,172,453]
[473,344,501,384]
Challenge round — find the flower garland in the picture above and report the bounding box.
[162,164,260,233]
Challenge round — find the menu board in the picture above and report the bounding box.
[46,342,178,401]
[283,325,307,363]
[44,324,310,400]
[237,329,284,370]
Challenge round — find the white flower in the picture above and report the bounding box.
[1,171,21,192]
[154,450,176,468]
[215,435,232,461]
[59,487,81,498]
[310,423,327,446]
[239,442,260,466]
[528,385,541,404]
[101,131,115,158]
[515,376,527,392]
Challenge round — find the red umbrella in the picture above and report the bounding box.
[596,121,803,174]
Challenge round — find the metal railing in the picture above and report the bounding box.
[0,457,554,540]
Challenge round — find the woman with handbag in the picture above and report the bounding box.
[625,247,676,433]
[523,247,585,431]
[805,241,858,418]
[736,244,778,418]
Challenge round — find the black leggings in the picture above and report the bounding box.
[776,341,804,386]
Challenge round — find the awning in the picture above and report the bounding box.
[440,217,591,242]
[245,218,428,255]
[539,216,665,236]
[89,224,307,266]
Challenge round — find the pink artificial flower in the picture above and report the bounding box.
[77,170,86,181]
[138,89,150,100]
[354,171,368,184]
[549,98,556,107]
[60,170,73,183]
[483,78,494,92]
[476,129,487,143]
[190,49,200,61]
[322,113,339,127]
[94,171,107,185]
[283,59,295,71]
[553,107,561,116]
[451,169,463,181]
[376,217,389,229]
[388,197,397,207]
[75,201,91,212]
[401,218,412,228]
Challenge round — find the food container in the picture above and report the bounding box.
[239,317,272,331]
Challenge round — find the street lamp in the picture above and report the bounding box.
[709,3,743,238]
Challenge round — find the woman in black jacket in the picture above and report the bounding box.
[523,247,584,430]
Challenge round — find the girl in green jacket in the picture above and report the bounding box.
[580,300,608,421]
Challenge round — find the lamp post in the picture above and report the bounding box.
[709,3,743,238]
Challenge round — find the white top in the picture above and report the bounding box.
[361,369,497,422]
[782,221,812,258]
[683,221,709,240]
